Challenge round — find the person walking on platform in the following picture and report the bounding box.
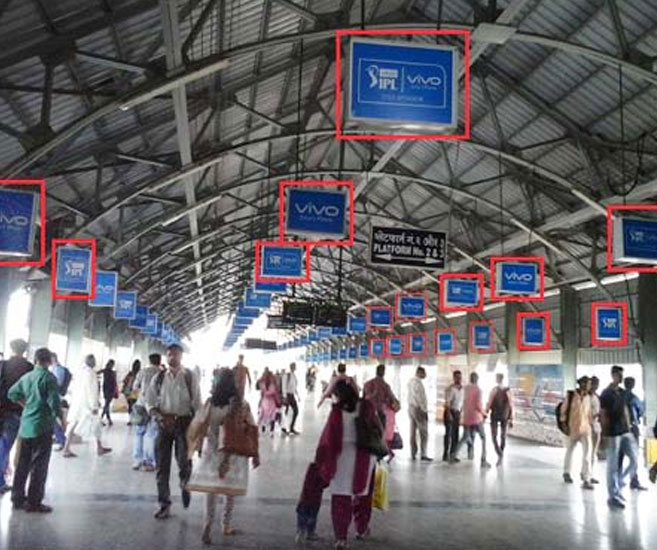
[146,343,201,520]
[62,354,112,458]
[561,376,595,490]
[131,353,163,471]
[257,369,279,437]
[49,354,71,452]
[486,373,513,466]
[443,370,463,462]
[122,360,141,423]
[362,364,398,429]
[282,362,300,436]
[7,348,60,513]
[451,372,490,468]
[600,365,638,510]
[619,377,648,491]
[407,366,432,462]
[232,354,252,399]
[315,380,379,550]
[0,338,33,493]
[318,363,358,409]
[589,376,602,480]
[100,359,117,427]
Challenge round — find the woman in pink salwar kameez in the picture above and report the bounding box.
[258,370,279,437]
[315,380,379,550]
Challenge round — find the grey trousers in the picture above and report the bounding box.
[409,406,428,458]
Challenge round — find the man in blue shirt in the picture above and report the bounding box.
[49,353,71,451]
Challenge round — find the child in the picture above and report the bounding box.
[296,462,327,544]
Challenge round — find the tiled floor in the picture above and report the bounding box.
[1,393,655,550]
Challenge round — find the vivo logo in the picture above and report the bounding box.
[407,74,442,87]
[97,284,114,294]
[367,65,399,90]
[294,203,340,218]
[65,261,85,277]
[0,214,29,227]
[505,272,533,283]
[403,300,424,312]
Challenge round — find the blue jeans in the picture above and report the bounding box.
[53,422,66,447]
[297,504,319,534]
[0,413,21,488]
[606,432,638,501]
[133,420,158,467]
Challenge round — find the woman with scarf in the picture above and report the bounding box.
[257,368,279,437]
[315,380,380,550]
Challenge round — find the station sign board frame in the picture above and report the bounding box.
[517,311,551,351]
[408,332,428,357]
[395,292,428,322]
[607,205,657,273]
[490,256,545,302]
[434,328,457,355]
[366,305,394,331]
[439,272,484,312]
[51,239,96,300]
[591,301,628,347]
[255,240,311,284]
[469,320,495,354]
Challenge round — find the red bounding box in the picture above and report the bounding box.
[254,240,311,284]
[51,239,97,301]
[0,179,46,267]
[434,328,457,356]
[394,291,428,322]
[591,301,629,347]
[366,304,394,332]
[439,272,485,312]
[489,256,545,303]
[278,180,355,247]
[407,332,428,357]
[516,311,551,352]
[468,320,495,354]
[606,204,657,274]
[335,28,471,141]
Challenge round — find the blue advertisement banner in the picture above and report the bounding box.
[286,188,348,238]
[114,291,137,320]
[55,247,92,293]
[348,317,366,333]
[497,262,538,295]
[245,289,272,309]
[348,347,357,359]
[410,334,426,354]
[89,271,118,307]
[143,313,158,336]
[331,348,338,361]
[339,348,348,360]
[332,327,347,336]
[349,38,457,129]
[261,245,304,278]
[388,336,403,356]
[308,330,319,342]
[234,316,253,327]
[0,188,37,257]
[398,295,426,319]
[616,217,657,264]
[473,325,491,349]
[369,308,392,328]
[445,279,479,306]
[596,307,623,341]
[129,305,149,329]
[255,281,287,293]
[371,340,385,357]
[237,306,260,319]
[359,343,369,358]
[318,327,332,339]
[437,332,454,354]
[522,317,546,346]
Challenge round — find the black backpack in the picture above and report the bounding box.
[154,368,194,401]
[556,391,574,436]
[59,367,72,397]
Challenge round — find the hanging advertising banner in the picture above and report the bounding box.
[440,273,484,312]
[280,181,354,245]
[339,347,348,360]
[359,343,369,358]
[370,338,386,358]
[408,333,427,356]
[236,303,260,319]
[395,293,427,321]
[490,257,544,302]
[318,327,333,339]
[608,205,657,273]
[469,321,494,353]
[347,38,459,131]
[53,240,96,300]
[517,312,551,351]
[387,335,404,358]
[348,346,357,359]
[348,317,367,333]
[331,347,339,361]
[0,187,37,257]
[591,302,628,347]
[308,330,319,342]
[369,226,446,269]
[143,313,158,336]
[256,241,311,284]
[367,305,393,331]
[435,329,456,355]
[255,281,287,293]
[332,326,348,336]
[129,305,149,329]
[114,291,137,320]
[245,289,272,309]
[89,271,118,308]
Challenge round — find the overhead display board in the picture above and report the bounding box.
[370,226,446,269]
[370,338,386,358]
[395,293,427,321]
[359,343,369,358]
[591,302,628,347]
[469,321,494,353]
[439,273,484,312]
[435,329,456,355]
[255,281,287,293]
[348,317,367,333]
[53,242,95,299]
[367,305,393,331]
[348,346,358,359]
[409,333,427,356]
[114,290,137,320]
[517,312,550,351]
[245,289,272,309]
[317,327,333,339]
[490,257,544,302]
[611,213,657,270]
[89,271,118,308]
[0,187,37,257]
[267,315,295,330]
[256,242,310,283]
[129,305,149,330]
[388,335,405,357]
[143,314,158,336]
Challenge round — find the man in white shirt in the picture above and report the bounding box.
[443,370,463,462]
[132,353,163,471]
[146,344,201,520]
[408,367,432,462]
[589,376,601,481]
[282,363,300,435]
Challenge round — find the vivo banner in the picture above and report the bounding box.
[261,245,304,278]
[348,317,366,333]
[245,289,272,309]
[397,295,426,319]
[522,317,546,347]
[388,336,404,356]
[613,217,657,265]
[255,281,287,293]
[595,307,623,341]
[143,313,158,336]
[371,339,385,357]
[369,308,392,329]
[114,291,137,320]
[410,334,426,354]
[445,279,479,307]
[472,325,491,350]
[496,262,539,295]
[348,38,458,129]
[359,343,369,358]
[0,188,37,257]
[286,188,348,238]
[55,247,93,294]
[89,271,118,307]
[129,305,149,329]
[437,332,454,354]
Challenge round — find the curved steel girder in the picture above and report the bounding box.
[5,20,656,176]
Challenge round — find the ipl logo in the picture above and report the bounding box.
[65,261,85,278]
[366,65,399,90]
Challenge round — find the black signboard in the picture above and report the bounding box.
[267,315,296,330]
[369,226,446,269]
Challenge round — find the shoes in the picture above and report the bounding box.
[421,456,433,462]
[295,530,306,545]
[650,467,657,484]
[356,528,371,540]
[411,455,417,461]
[25,503,53,513]
[481,461,492,469]
[582,481,595,490]
[630,483,648,491]
[143,464,156,473]
[290,430,300,436]
[608,498,625,510]
[62,451,77,458]
[449,457,460,464]
[97,447,112,456]
[12,501,24,510]
[154,504,171,519]
[201,524,212,545]
[54,445,64,452]
[335,541,347,550]
[182,489,191,509]
[132,463,141,471]
[496,456,503,467]
[222,525,236,536]
[306,532,320,542]
[590,478,599,484]
[563,473,574,484]
[281,428,289,435]
[442,455,449,463]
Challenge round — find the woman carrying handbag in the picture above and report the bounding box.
[186,368,260,545]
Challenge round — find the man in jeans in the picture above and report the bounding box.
[451,372,491,468]
[0,339,33,493]
[146,343,201,519]
[486,373,513,466]
[443,370,463,462]
[600,365,638,509]
[132,353,163,471]
[49,353,71,452]
[619,377,648,491]
[7,348,60,513]
[407,366,432,462]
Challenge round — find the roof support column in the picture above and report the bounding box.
[638,274,657,427]
[65,300,86,369]
[27,280,53,353]
[504,303,521,367]
[560,286,578,391]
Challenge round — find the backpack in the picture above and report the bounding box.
[556,391,574,436]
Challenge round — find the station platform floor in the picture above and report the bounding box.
[1,394,656,550]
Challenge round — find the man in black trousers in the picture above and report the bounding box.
[443,370,463,462]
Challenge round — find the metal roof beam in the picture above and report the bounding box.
[273,0,319,24]
[75,50,152,75]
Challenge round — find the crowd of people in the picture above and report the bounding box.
[1,339,657,549]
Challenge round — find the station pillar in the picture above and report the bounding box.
[504,303,521,366]
[65,300,86,368]
[0,269,22,353]
[638,274,657,426]
[28,280,53,353]
[560,286,578,391]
